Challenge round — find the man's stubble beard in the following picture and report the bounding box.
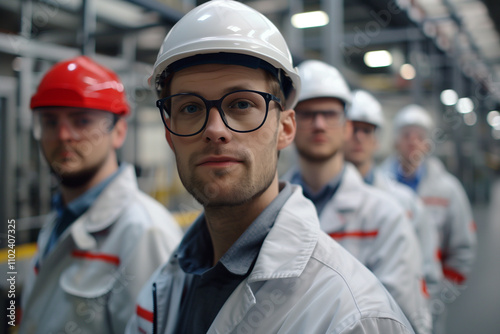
[295,143,340,164]
[52,164,103,188]
[44,149,109,188]
[177,149,277,208]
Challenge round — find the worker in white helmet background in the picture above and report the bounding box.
[282,59,431,334]
[126,1,416,333]
[344,90,443,306]
[20,56,183,334]
[380,104,477,334]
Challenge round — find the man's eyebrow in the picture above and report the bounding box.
[222,85,255,94]
[174,85,258,97]
[68,111,94,117]
[295,109,344,113]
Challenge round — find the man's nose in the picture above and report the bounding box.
[203,107,232,143]
[312,113,328,128]
[55,120,80,140]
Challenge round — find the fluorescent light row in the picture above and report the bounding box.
[439,90,475,113]
[439,89,500,131]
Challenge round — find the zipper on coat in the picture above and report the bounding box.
[152,282,158,334]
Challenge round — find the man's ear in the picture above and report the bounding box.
[164,120,175,152]
[344,119,353,141]
[278,109,296,150]
[374,128,381,150]
[112,118,128,149]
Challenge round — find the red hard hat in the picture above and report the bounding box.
[30,56,130,116]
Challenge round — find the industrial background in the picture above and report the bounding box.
[1,0,500,333]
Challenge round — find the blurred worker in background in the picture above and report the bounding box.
[380,104,477,334]
[127,1,415,333]
[20,56,183,334]
[283,59,431,334]
[344,90,442,305]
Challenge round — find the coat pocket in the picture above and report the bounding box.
[60,250,122,298]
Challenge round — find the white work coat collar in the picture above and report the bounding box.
[69,163,138,250]
[207,183,320,333]
[283,163,364,213]
[327,163,366,212]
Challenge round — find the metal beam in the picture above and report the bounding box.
[303,27,424,51]
[0,33,79,61]
[82,0,96,56]
[126,0,183,24]
[0,77,17,245]
[322,0,344,67]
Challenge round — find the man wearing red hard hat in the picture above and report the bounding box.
[19,56,182,334]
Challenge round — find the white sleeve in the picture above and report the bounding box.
[337,316,415,334]
[108,224,178,333]
[367,201,431,334]
[441,178,477,285]
[412,197,443,298]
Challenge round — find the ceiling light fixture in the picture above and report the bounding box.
[440,89,458,106]
[456,97,474,114]
[291,11,329,29]
[400,64,416,80]
[364,50,393,68]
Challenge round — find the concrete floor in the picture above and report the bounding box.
[446,179,500,334]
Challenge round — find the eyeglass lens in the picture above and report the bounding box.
[159,90,276,136]
[295,110,344,127]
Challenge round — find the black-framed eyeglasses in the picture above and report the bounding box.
[352,124,377,135]
[156,89,283,137]
[295,110,345,127]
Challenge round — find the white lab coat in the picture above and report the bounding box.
[379,156,477,334]
[380,156,477,286]
[372,168,443,299]
[284,164,431,334]
[126,184,415,334]
[20,164,183,334]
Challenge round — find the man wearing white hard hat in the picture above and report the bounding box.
[126,1,416,333]
[380,104,477,334]
[344,90,443,307]
[283,60,431,334]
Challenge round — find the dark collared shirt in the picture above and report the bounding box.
[173,183,293,334]
[363,167,375,185]
[393,160,426,192]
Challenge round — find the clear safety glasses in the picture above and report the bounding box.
[156,89,283,137]
[32,108,116,141]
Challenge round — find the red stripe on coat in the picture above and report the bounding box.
[328,230,379,239]
[136,305,154,322]
[422,197,449,207]
[442,266,466,284]
[71,250,120,266]
[422,279,429,298]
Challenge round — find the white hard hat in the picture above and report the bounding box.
[347,90,384,128]
[394,104,434,132]
[296,60,352,106]
[151,0,301,110]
